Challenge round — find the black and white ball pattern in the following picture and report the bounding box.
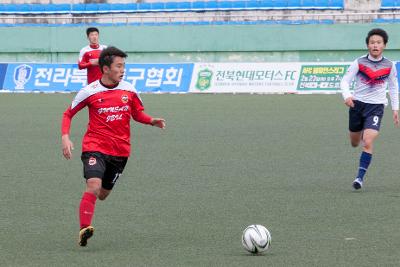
[242,224,271,254]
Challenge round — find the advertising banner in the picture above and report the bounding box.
[1,63,194,93]
[3,63,88,92]
[0,61,397,93]
[297,64,350,91]
[189,63,301,93]
[124,63,193,93]
[0,63,8,89]
[396,62,400,86]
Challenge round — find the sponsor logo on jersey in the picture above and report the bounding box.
[98,105,129,114]
[88,157,97,166]
[121,95,128,103]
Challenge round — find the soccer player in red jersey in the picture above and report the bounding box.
[78,27,107,84]
[62,46,166,246]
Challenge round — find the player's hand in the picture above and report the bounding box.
[62,135,74,159]
[89,59,99,66]
[151,118,166,129]
[393,110,399,127]
[344,97,354,108]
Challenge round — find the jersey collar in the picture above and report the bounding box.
[367,54,384,62]
[99,79,119,89]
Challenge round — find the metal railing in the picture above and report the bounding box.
[1,11,400,25]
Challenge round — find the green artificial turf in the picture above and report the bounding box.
[1,93,400,267]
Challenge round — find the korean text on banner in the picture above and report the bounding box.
[189,63,301,93]
[124,63,193,93]
[1,63,193,93]
[2,63,86,92]
[297,64,350,91]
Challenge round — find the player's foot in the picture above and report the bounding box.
[352,178,363,190]
[79,226,94,247]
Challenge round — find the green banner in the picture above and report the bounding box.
[297,64,350,91]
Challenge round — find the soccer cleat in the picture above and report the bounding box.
[352,178,363,190]
[79,226,94,247]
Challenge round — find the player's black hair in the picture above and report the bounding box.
[99,46,128,73]
[86,27,99,36]
[365,28,388,45]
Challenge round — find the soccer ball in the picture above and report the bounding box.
[241,224,271,254]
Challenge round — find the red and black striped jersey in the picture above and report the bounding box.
[341,54,399,110]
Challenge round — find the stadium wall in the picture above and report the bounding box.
[1,23,400,63]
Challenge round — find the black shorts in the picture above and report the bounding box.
[349,100,384,132]
[81,151,128,190]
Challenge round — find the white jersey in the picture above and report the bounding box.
[340,54,399,110]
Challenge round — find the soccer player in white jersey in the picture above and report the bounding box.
[341,28,399,190]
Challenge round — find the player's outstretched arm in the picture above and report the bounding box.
[132,109,165,129]
[151,118,166,129]
[62,134,74,160]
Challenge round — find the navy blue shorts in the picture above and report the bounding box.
[349,100,384,132]
[81,151,128,190]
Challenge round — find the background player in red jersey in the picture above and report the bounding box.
[78,27,107,84]
[62,46,165,247]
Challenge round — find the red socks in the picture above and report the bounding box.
[79,192,97,229]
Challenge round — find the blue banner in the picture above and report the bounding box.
[124,63,193,93]
[1,63,193,93]
[0,63,7,89]
[2,63,86,92]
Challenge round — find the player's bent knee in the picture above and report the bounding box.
[362,141,373,150]
[98,189,111,200]
[351,142,359,147]
[98,194,108,201]
[85,179,102,197]
[85,184,101,194]
[362,137,374,147]
[349,132,362,147]
[350,139,360,147]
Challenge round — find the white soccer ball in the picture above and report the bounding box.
[241,224,271,254]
